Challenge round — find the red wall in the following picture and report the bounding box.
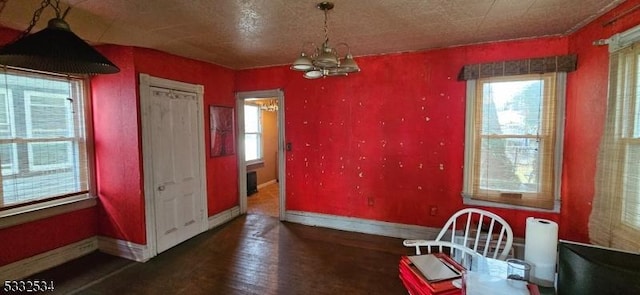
[92,45,146,244]
[0,208,97,266]
[235,0,640,242]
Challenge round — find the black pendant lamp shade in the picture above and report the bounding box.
[0,18,120,75]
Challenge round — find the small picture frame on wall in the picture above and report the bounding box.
[210,105,235,157]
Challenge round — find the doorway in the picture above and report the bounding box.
[140,74,208,256]
[236,89,285,220]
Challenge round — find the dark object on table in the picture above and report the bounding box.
[557,240,640,295]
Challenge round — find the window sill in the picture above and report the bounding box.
[462,196,560,213]
[246,160,264,171]
[0,194,97,230]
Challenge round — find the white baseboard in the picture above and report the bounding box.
[97,236,151,262]
[0,237,98,280]
[208,206,241,229]
[284,210,440,240]
[257,179,277,189]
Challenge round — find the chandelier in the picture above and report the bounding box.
[290,2,360,79]
[0,0,120,75]
[260,99,279,112]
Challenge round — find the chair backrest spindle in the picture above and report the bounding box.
[431,208,514,261]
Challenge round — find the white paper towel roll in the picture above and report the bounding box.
[524,217,558,287]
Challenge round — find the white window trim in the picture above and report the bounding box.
[244,104,263,164]
[462,73,566,213]
[23,90,75,171]
[0,194,96,229]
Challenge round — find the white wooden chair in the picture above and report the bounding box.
[404,208,514,260]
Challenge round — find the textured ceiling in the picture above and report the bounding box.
[0,0,625,70]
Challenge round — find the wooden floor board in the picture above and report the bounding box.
[28,214,411,294]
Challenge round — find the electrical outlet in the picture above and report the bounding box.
[430,206,438,216]
[368,197,375,206]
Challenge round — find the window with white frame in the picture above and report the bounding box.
[463,73,565,210]
[590,36,640,251]
[0,69,89,209]
[244,104,262,163]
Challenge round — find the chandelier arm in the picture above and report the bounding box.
[300,41,317,55]
[334,42,351,56]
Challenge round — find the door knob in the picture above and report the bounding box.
[158,185,165,191]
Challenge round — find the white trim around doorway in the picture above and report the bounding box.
[235,89,285,220]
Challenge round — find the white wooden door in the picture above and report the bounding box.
[149,87,205,253]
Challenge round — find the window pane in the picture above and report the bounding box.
[479,137,540,193]
[482,80,542,136]
[27,93,71,138]
[28,142,72,170]
[3,169,82,205]
[245,133,259,161]
[0,90,12,138]
[0,143,17,175]
[245,105,260,133]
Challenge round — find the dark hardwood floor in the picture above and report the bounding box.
[27,214,411,294]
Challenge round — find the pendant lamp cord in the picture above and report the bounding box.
[14,0,71,42]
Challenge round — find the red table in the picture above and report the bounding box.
[398,253,463,295]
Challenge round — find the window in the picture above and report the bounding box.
[463,73,565,210]
[244,104,262,163]
[0,69,89,209]
[590,38,640,251]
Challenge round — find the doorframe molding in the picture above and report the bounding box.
[235,89,285,220]
[139,73,207,258]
